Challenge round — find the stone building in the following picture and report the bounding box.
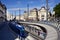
[29,8,38,21]
[0,1,7,22]
[24,8,38,21]
[23,11,28,20]
[7,12,15,20]
[23,6,51,21]
[38,6,51,21]
[7,12,25,21]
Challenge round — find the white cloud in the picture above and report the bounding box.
[7,8,20,10]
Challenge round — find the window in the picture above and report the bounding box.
[41,15,44,17]
[35,28,38,33]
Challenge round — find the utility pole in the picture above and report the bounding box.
[27,4,29,21]
[46,0,48,21]
[10,13,11,20]
[15,11,16,20]
[19,8,21,21]
[12,12,13,19]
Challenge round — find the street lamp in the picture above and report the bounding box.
[12,12,13,19]
[19,8,21,20]
[10,13,11,20]
[46,0,48,21]
[15,11,16,20]
[27,4,29,21]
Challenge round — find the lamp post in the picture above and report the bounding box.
[27,4,29,21]
[15,11,16,20]
[10,14,11,20]
[19,8,21,21]
[12,12,13,20]
[46,0,48,21]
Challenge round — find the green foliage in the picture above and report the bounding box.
[53,3,60,17]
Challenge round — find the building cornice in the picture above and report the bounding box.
[0,1,7,10]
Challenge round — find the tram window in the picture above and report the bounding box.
[38,30,41,36]
[29,26,31,31]
[35,28,38,33]
[29,27,31,31]
[31,27,34,31]
[33,27,35,32]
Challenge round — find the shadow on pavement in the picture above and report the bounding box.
[0,22,18,40]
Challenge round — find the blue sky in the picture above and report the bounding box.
[0,0,60,15]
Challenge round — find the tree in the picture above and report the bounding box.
[53,3,60,17]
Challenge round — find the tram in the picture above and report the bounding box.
[8,21,28,38]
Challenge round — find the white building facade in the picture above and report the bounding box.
[29,8,37,21]
[23,7,51,21]
[38,7,50,21]
[0,1,7,21]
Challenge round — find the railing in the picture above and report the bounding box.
[19,22,58,40]
[38,21,60,30]
[19,23,47,40]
